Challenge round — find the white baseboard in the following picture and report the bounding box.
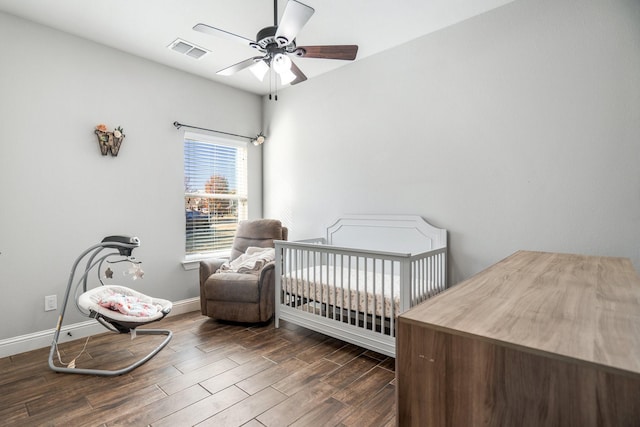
[167,296,200,316]
[0,297,200,359]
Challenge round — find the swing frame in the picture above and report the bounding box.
[47,236,172,376]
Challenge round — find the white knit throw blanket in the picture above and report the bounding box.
[218,247,275,274]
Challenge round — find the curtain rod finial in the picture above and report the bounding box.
[173,121,182,129]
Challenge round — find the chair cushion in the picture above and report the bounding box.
[203,273,260,303]
[230,219,283,261]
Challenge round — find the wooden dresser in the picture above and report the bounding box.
[396,251,640,426]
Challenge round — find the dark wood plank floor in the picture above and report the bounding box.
[0,311,396,426]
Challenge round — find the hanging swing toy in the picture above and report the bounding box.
[48,236,172,376]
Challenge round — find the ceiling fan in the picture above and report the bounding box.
[193,0,358,86]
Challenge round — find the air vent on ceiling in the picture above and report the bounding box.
[168,38,209,59]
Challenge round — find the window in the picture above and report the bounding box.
[183,131,248,257]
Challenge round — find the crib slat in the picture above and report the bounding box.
[347,257,351,325]
[333,254,342,319]
[381,258,385,335]
[324,252,329,320]
[390,260,395,338]
[297,247,302,306]
[372,257,377,333]
[302,249,307,304]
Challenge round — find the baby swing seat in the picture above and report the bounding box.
[48,236,172,376]
[79,285,172,332]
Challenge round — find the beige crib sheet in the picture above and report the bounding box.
[282,266,400,318]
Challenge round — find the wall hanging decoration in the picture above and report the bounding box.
[95,124,125,156]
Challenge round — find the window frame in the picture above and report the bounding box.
[183,130,248,263]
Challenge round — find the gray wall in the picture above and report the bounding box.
[0,12,263,340]
[263,0,640,284]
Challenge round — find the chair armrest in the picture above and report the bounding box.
[258,261,277,320]
[199,258,228,314]
[199,258,228,287]
[258,260,276,285]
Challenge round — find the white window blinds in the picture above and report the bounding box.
[184,132,248,256]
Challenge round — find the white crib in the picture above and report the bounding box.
[275,215,447,357]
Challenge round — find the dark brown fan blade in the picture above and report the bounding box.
[193,23,254,45]
[274,0,314,46]
[295,45,358,60]
[289,59,307,85]
[217,57,263,76]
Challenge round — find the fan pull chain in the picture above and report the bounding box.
[268,69,279,101]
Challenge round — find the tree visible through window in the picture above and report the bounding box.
[184,132,247,256]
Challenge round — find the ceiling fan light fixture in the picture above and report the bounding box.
[272,53,296,84]
[249,60,269,81]
[272,53,292,74]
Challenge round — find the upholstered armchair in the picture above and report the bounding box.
[199,219,288,323]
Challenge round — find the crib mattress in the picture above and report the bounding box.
[282,266,400,318]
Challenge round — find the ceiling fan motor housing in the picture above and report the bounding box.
[252,26,296,53]
[254,26,277,49]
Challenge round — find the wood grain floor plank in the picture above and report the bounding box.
[173,343,244,373]
[105,384,210,426]
[225,339,290,365]
[323,342,367,365]
[126,361,183,385]
[236,356,309,395]
[199,356,276,395]
[158,356,238,395]
[0,402,29,425]
[80,395,169,427]
[17,372,134,420]
[337,383,396,426]
[25,392,92,420]
[377,355,395,372]
[6,346,52,369]
[331,366,395,406]
[129,345,206,378]
[321,354,380,389]
[289,397,351,427]
[17,403,96,427]
[196,386,288,427]
[272,358,341,396]
[194,328,260,353]
[256,380,337,426]
[84,382,167,412]
[295,337,350,364]
[232,327,291,350]
[261,332,332,364]
[151,385,248,427]
[0,375,49,407]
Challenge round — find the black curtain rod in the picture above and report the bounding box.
[173,121,254,141]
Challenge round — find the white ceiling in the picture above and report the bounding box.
[0,0,513,95]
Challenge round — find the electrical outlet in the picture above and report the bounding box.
[45,295,57,311]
